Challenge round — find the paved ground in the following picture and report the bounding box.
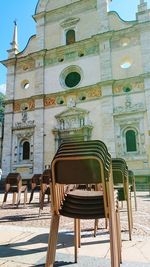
[0,191,150,266]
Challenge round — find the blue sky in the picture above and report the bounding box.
[0,0,150,93]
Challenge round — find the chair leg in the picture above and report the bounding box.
[78,219,81,248]
[133,187,137,211]
[74,218,79,263]
[116,209,122,264]
[12,192,16,205]
[24,187,27,206]
[126,196,132,240]
[109,215,120,267]
[46,214,60,267]
[39,192,45,215]
[17,191,21,207]
[29,189,35,203]
[1,192,8,207]
[94,219,98,237]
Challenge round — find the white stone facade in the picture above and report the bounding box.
[1,0,150,185]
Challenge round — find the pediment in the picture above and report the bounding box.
[55,107,89,119]
[35,0,80,14]
[60,17,80,28]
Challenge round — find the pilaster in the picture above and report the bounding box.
[2,104,13,176]
[97,0,109,32]
[99,39,112,81]
[33,99,44,173]
[34,54,45,95]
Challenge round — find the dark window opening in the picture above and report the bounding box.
[23,141,30,160]
[65,72,81,88]
[123,87,131,93]
[66,29,75,45]
[126,130,137,152]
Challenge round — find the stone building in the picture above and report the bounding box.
[1,0,150,188]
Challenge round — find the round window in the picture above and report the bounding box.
[65,72,81,88]
[120,56,132,69]
[123,87,132,93]
[60,65,82,89]
[21,80,30,90]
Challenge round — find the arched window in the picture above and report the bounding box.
[66,29,75,45]
[126,130,137,152]
[22,141,30,160]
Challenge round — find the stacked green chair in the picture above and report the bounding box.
[112,158,133,240]
[46,140,122,267]
[128,170,137,211]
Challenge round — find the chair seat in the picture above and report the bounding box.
[67,190,103,198]
[59,190,105,219]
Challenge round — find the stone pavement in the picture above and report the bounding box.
[0,192,150,266]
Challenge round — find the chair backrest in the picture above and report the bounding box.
[41,169,51,184]
[112,158,128,185]
[52,140,110,185]
[128,170,134,185]
[31,174,42,185]
[5,173,22,186]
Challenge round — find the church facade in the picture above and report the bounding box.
[1,0,150,188]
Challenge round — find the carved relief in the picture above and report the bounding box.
[53,107,93,147]
[14,120,35,130]
[113,81,144,94]
[44,85,102,108]
[14,102,20,112]
[87,87,101,98]
[28,99,35,110]
[54,107,91,131]
[113,86,122,94]
[44,97,56,107]
[114,102,145,114]
[16,61,35,72]
[14,99,35,112]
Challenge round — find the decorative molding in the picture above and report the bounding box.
[14,99,35,112]
[113,81,144,94]
[52,107,93,145]
[44,84,102,108]
[114,102,145,115]
[13,120,35,130]
[60,17,80,28]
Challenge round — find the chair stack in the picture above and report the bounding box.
[128,170,137,211]
[46,140,122,267]
[112,158,133,240]
[1,173,27,207]
[29,174,42,203]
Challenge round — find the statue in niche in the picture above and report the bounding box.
[22,109,28,123]
[67,97,76,108]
